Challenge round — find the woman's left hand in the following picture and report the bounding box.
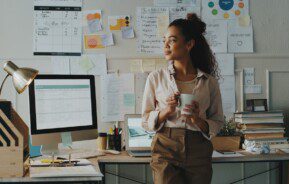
[183,101,209,134]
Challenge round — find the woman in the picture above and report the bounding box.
[142,13,224,184]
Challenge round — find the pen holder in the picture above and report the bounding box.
[114,134,121,151]
[107,134,114,150]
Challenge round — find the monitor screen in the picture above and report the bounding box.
[29,75,97,134]
[127,117,155,148]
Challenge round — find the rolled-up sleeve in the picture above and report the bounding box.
[141,74,165,132]
[204,79,224,139]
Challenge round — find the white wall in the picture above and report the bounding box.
[1,0,289,183]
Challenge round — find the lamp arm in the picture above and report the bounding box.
[0,74,10,97]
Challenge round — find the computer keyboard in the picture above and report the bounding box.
[58,149,105,159]
[131,150,151,153]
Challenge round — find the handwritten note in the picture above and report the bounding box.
[101,74,135,122]
[204,19,228,53]
[228,20,253,53]
[136,7,169,54]
[244,68,254,85]
[169,7,201,22]
[154,0,200,7]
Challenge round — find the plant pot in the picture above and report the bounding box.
[211,136,241,150]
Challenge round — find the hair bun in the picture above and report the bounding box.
[186,13,206,35]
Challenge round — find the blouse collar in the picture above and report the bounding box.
[167,60,208,79]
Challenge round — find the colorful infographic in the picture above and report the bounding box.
[83,10,102,33]
[84,35,105,49]
[108,15,130,31]
[202,0,249,19]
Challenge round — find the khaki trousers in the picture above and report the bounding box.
[150,127,213,184]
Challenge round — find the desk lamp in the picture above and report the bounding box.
[0,61,39,96]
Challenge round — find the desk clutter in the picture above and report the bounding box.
[235,111,288,154]
[30,157,103,178]
[0,101,29,178]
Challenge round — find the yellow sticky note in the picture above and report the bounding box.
[142,59,156,72]
[238,15,251,27]
[130,59,143,73]
[79,56,94,71]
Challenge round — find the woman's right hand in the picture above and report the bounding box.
[164,92,180,116]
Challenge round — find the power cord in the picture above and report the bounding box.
[105,171,146,184]
[230,166,279,184]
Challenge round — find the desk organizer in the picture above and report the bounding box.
[0,101,29,177]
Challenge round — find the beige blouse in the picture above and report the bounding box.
[141,61,224,139]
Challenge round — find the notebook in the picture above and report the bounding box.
[124,114,155,157]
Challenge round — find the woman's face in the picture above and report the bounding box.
[163,26,194,61]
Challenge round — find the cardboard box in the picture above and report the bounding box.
[211,136,241,151]
[0,102,29,178]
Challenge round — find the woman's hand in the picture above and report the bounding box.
[156,92,180,127]
[164,92,180,116]
[183,101,209,134]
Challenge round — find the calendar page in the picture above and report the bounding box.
[33,0,82,56]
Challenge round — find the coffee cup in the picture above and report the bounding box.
[178,94,196,115]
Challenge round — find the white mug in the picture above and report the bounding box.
[178,94,196,115]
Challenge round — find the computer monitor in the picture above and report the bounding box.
[29,75,98,153]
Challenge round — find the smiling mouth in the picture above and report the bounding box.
[164,51,171,55]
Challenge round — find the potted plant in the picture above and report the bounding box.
[211,116,241,151]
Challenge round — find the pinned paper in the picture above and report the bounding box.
[121,26,135,39]
[84,34,105,49]
[244,68,254,85]
[142,59,156,72]
[130,59,143,73]
[123,93,135,107]
[102,33,114,46]
[61,132,72,147]
[238,15,251,27]
[108,15,130,31]
[79,56,95,71]
[157,13,169,37]
[244,84,262,94]
[83,10,102,33]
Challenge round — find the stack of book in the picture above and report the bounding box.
[234,111,288,151]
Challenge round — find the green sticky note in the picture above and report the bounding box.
[61,132,72,147]
[123,93,135,107]
[79,56,94,71]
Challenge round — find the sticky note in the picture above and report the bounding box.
[142,59,156,72]
[29,136,42,157]
[61,132,72,147]
[130,59,143,73]
[244,84,262,94]
[102,33,114,46]
[123,93,135,107]
[79,56,94,71]
[121,26,135,39]
[238,15,251,27]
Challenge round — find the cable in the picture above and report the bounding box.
[230,166,279,184]
[105,171,146,184]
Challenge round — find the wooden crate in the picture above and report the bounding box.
[0,104,29,178]
[211,136,241,151]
